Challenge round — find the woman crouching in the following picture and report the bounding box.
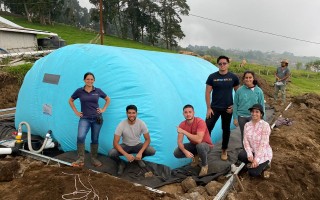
[238,104,272,177]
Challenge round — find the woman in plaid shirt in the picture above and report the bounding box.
[238,104,272,177]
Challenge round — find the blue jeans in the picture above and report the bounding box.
[205,108,232,150]
[174,142,211,166]
[77,117,102,144]
[238,150,270,177]
[108,143,156,162]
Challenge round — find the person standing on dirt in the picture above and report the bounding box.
[174,104,213,176]
[205,55,240,161]
[69,72,111,167]
[274,59,291,105]
[233,71,265,145]
[238,104,272,177]
[108,105,156,175]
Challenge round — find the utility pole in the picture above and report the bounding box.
[99,0,104,45]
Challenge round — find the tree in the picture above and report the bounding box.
[159,0,189,49]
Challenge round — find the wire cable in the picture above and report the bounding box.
[189,13,320,45]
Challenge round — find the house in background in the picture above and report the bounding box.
[0,16,64,53]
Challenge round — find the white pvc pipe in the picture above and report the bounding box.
[0,148,12,155]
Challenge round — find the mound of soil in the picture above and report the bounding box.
[1,72,320,200]
[0,72,21,109]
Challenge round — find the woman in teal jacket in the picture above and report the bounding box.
[233,71,265,145]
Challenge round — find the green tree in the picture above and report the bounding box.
[159,0,189,49]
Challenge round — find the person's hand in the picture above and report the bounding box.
[248,156,253,162]
[177,127,185,135]
[206,108,214,119]
[226,106,233,114]
[75,111,83,117]
[96,108,104,114]
[135,152,143,160]
[125,154,135,162]
[183,150,194,158]
[233,119,239,127]
[251,159,259,168]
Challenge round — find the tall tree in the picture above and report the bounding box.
[159,0,189,49]
[139,0,161,45]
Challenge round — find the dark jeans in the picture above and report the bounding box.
[173,142,211,166]
[108,143,156,163]
[206,108,232,150]
[238,150,270,177]
[238,116,251,146]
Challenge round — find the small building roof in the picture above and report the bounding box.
[0,16,57,36]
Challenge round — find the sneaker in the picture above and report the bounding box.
[117,161,126,175]
[191,155,199,167]
[221,150,228,161]
[199,165,208,176]
[137,160,146,168]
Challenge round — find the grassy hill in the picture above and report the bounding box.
[1,14,173,53]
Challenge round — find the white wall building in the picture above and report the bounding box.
[0,16,57,53]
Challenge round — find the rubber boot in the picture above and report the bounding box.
[72,143,85,167]
[91,144,102,167]
[117,160,126,175]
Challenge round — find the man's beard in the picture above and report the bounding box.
[128,116,136,122]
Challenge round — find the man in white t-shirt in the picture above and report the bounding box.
[108,105,156,175]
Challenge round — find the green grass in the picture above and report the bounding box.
[3,63,33,84]
[2,15,173,53]
[229,62,320,95]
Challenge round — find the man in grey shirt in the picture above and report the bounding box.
[274,59,291,105]
[108,105,156,175]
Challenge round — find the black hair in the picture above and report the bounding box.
[126,105,137,112]
[183,104,194,111]
[249,104,264,119]
[83,72,95,80]
[242,70,258,86]
[217,55,230,63]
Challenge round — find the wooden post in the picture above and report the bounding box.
[99,0,104,45]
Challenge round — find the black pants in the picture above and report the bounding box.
[205,108,232,150]
[238,150,270,177]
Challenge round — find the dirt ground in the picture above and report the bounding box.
[1,72,320,200]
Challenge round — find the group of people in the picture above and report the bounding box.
[68,56,290,177]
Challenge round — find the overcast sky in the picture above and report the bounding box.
[79,0,320,57]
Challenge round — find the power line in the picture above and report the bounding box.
[189,13,320,45]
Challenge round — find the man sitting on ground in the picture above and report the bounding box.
[108,105,156,175]
[173,104,214,176]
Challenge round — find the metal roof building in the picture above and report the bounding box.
[0,16,57,53]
